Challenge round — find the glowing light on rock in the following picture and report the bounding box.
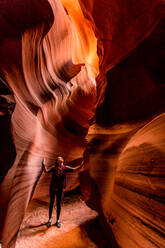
[0,0,164,247]
[0,1,98,246]
[60,0,99,78]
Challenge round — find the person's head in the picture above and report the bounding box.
[55,156,64,168]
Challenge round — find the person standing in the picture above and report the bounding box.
[42,156,83,228]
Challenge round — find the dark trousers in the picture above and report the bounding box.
[49,187,63,221]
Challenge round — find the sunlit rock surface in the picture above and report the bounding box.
[108,113,165,248]
[83,115,165,248]
[0,0,164,247]
[0,0,98,247]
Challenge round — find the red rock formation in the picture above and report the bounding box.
[0,1,97,247]
[96,18,165,125]
[109,113,165,248]
[82,16,165,248]
[79,0,165,70]
[0,0,164,248]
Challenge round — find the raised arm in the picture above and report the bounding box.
[42,160,54,173]
[65,161,84,172]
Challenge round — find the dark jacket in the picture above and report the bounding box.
[49,164,73,191]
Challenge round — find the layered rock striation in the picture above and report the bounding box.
[0,0,164,247]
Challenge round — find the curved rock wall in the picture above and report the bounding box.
[109,114,165,248]
[0,1,164,248]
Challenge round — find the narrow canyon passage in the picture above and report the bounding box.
[16,182,111,248]
[0,1,164,248]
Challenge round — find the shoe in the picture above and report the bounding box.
[46,220,51,228]
[56,220,61,228]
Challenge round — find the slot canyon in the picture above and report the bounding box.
[0,0,165,247]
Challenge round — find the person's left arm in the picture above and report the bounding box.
[65,161,84,172]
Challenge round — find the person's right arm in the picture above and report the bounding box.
[42,160,54,173]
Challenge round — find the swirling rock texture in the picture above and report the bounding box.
[108,114,165,248]
[0,0,164,248]
[83,13,165,248]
